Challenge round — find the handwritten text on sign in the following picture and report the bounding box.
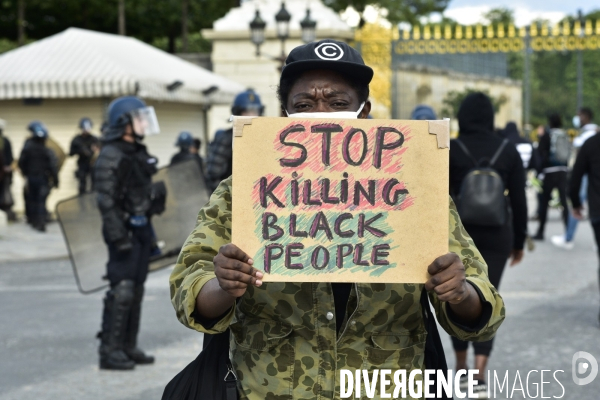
[232,118,448,283]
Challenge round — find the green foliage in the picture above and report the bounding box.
[0,38,19,54]
[441,88,508,118]
[323,0,450,25]
[0,0,238,53]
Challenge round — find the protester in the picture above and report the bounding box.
[18,121,59,232]
[205,89,264,193]
[449,92,526,396]
[410,104,437,120]
[534,113,571,241]
[0,119,16,222]
[170,40,505,399]
[69,117,99,195]
[500,121,540,171]
[94,96,162,370]
[569,127,600,324]
[552,107,598,249]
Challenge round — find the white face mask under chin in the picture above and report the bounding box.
[286,102,365,119]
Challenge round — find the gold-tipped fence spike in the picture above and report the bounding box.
[486,25,494,38]
[585,20,592,36]
[552,23,560,36]
[434,25,441,40]
[519,26,526,38]
[455,25,463,39]
[498,23,505,38]
[475,24,483,38]
[563,20,570,36]
[541,23,549,36]
[466,26,473,39]
[530,23,538,37]
[413,25,421,40]
[574,21,581,36]
[424,25,431,40]
[508,24,516,38]
[444,24,452,39]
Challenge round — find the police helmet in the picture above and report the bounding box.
[231,89,264,116]
[410,105,437,120]
[27,121,49,139]
[175,131,193,148]
[103,96,160,141]
[79,117,93,131]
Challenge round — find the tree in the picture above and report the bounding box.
[323,0,450,26]
[441,88,508,119]
[0,0,239,54]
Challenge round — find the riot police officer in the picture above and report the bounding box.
[69,117,99,194]
[18,121,58,232]
[94,96,162,370]
[205,89,264,192]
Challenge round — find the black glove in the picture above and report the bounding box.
[114,237,133,253]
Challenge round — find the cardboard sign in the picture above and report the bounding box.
[232,117,449,283]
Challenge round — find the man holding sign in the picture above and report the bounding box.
[170,40,504,399]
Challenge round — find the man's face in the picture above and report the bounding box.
[285,69,371,118]
[578,111,591,126]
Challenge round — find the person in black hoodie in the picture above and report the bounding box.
[450,92,527,394]
[569,129,600,323]
[533,113,570,240]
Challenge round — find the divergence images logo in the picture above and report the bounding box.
[572,351,598,386]
[315,43,344,60]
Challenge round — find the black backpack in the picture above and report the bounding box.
[454,138,509,227]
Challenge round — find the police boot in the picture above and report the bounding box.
[99,281,136,370]
[123,285,155,364]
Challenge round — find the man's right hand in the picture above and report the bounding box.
[214,244,263,298]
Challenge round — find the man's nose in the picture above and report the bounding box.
[313,101,333,112]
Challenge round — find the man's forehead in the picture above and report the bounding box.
[295,69,352,87]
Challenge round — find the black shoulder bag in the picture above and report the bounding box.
[161,329,238,400]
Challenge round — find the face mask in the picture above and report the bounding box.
[573,115,581,129]
[286,102,366,119]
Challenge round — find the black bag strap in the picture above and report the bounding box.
[454,139,478,167]
[420,289,452,400]
[490,139,509,168]
[455,138,508,169]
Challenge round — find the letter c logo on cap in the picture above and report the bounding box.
[314,43,344,60]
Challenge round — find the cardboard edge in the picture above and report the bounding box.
[233,116,259,137]
[428,119,450,149]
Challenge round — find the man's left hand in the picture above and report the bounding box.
[424,253,472,305]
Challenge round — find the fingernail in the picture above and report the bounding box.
[247,258,254,265]
[256,271,263,279]
[255,280,263,286]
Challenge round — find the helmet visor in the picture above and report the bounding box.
[130,106,160,136]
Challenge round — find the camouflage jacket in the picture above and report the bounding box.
[170,177,505,400]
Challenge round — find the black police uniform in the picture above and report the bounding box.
[18,138,58,231]
[205,128,233,192]
[70,133,99,194]
[94,139,158,369]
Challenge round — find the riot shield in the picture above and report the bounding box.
[56,160,209,294]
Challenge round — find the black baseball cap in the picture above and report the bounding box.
[281,39,374,85]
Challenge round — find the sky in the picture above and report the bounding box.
[445,0,598,26]
[341,0,598,27]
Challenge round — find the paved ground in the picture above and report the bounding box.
[0,212,599,399]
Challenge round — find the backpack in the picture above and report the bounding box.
[548,128,571,166]
[454,139,509,227]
